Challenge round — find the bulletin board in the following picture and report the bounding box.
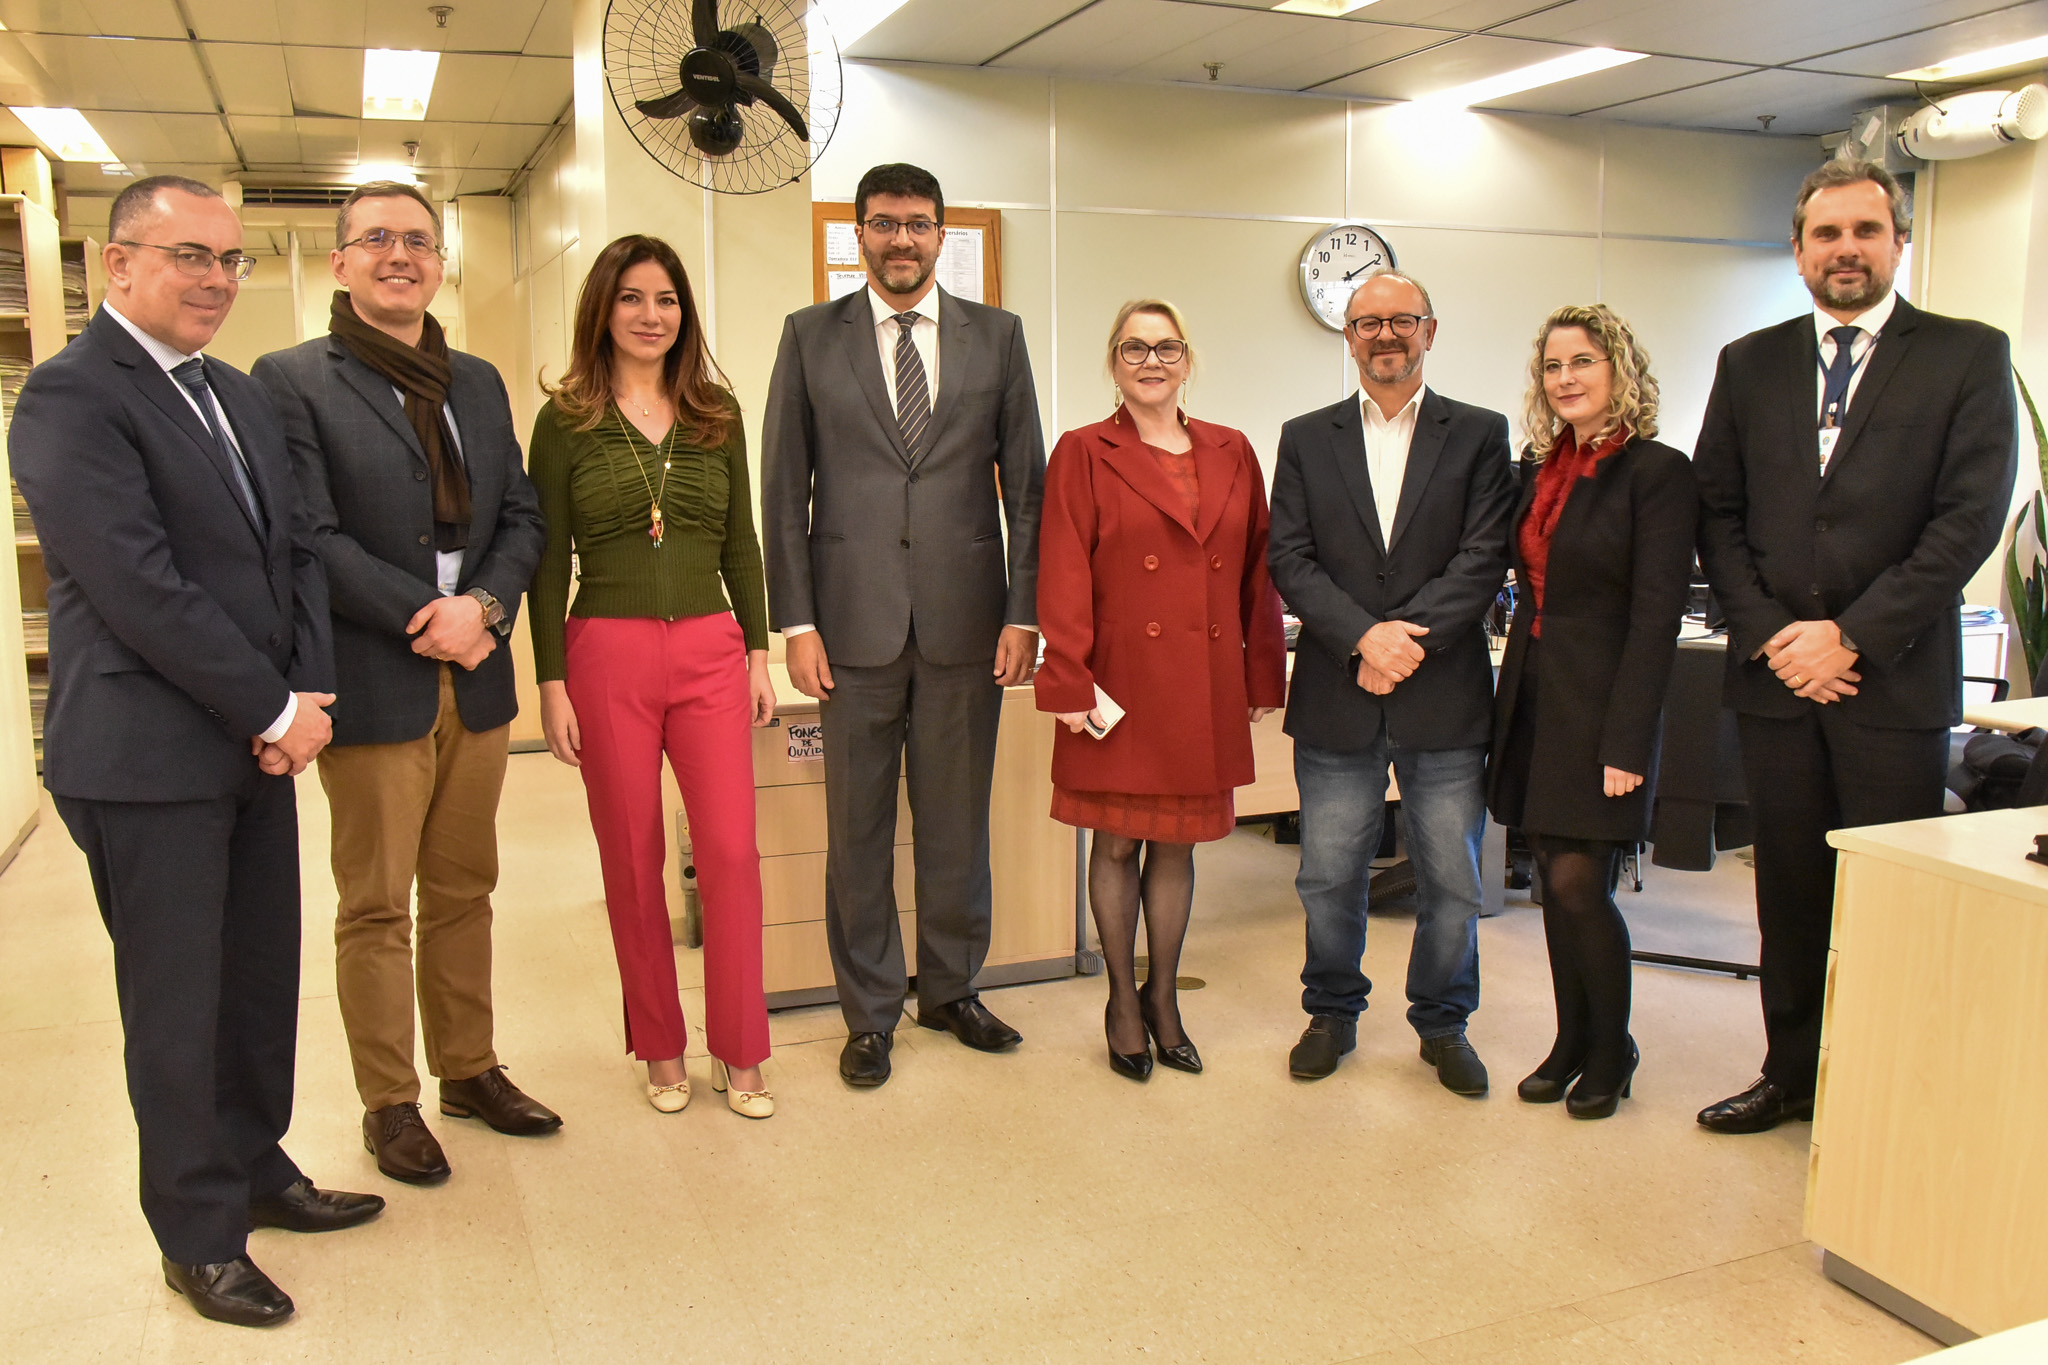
[812,201,1003,308]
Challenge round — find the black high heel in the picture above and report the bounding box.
[1517,1049,1585,1104]
[1566,1037,1638,1120]
[1106,1003,1152,1081]
[1141,984,1202,1074]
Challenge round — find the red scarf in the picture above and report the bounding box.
[1519,426,1629,637]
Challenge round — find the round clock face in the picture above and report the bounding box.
[1300,222,1397,332]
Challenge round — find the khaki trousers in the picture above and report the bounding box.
[319,666,509,1109]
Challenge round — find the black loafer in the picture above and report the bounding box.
[1420,1034,1489,1096]
[248,1178,385,1233]
[1696,1077,1813,1134]
[1288,1015,1357,1080]
[916,996,1023,1052]
[840,1031,893,1087]
[162,1255,293,1327]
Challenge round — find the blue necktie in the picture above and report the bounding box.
[171,357,265,532]
[1819,325,1862,428]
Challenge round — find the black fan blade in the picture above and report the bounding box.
[691,0,719,50]
[735,71,806,142]
[733,21,778,73]
[635,88,697,119]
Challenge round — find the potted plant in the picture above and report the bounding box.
[2003,371,2048,685]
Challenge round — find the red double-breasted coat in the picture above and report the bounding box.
[1034,411,1287,795]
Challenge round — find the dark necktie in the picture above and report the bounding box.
[1819,325,1862,427]
[892,312,931,456]
[171,357,265,531]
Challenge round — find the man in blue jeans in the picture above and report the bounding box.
[1266,271,1515,1093]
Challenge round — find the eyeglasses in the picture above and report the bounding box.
[1347,313,1429,339]
[338,227,445,258]
[1541,356,1611,379]
[1116,338,1187,365]
[861,216,940,239]
[115,241,257,281]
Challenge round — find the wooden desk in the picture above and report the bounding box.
[669,664,1077,1008]
[1961,696,2048,732]
[1809,807,2048,1342]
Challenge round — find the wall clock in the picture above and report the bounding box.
[1299,221,1397,332]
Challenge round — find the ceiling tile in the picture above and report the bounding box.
[283,44,360,118]
[1116,11,1447,91]
[357,117,479,169]
[1596,66,1914,135]
[1344,0,1574,27]
[468,123,549,171]
[1793,1,2048,80]
[184,0,281,44]
[846,0,1096,64]
[9,33,214,111]
[229,113,302,163]
[1316,31,1582,100]
[1480,54,1754,116]
[273,0,363,47]
[488,54,570,123]
[0,0,184,39]
[292,113,361,165]
[455,166,512,194]
[364,0,545,53]
[419,51,516,121]
[990,0,1253,77]
[525,0,571,57]
[1493,0,2006,68]
[87,108,235,165]
[206,41,295,116]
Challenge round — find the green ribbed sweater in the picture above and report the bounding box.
[527,395,769,683]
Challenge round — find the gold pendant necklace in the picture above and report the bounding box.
[612,404,678,548]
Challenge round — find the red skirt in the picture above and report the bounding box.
[1051,786,1236,843]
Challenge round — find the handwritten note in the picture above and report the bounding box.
[787,721,824,762]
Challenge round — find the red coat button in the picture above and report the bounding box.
[1210,555,1223,570]
[1144,554,1159,570]
[1146,622,1161,637]
[1209,624,1221,639]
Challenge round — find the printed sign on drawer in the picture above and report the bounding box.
[787,721,824,763]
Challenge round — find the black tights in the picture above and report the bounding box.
[1088,834,1195,1054]
[1530,835,1634,1091]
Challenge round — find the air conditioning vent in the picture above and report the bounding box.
[237,185,355,207]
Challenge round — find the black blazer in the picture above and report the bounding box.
[253,337,544,747]
[760,286,1046,668]
[1486,437,1698,842]
[9,306,333,802]
[1268,388,1516,753]
[1695,297,2016,730]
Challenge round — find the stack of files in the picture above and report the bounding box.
[0,246,25,313]
[61,258,88,329]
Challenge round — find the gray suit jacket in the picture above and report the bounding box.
[254,336,544,747]
[761,286,1046,668]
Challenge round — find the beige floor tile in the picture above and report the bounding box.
[9,1308,148,1364]
[1410,1304,1602,1363]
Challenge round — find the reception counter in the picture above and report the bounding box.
[1809,806,2048,1342]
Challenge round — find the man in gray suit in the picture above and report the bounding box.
[763,162,1047,1087]
[254,182,557,1184]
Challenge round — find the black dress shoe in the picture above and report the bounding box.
[1141,990,1202,1074]
[439,1066,563,1135]
[1106,1002,1153,1081]
[1566,1038,1639,1120]
[1420,1034,1489,1096]
[1517,1062,1583,1104]
[1288,1015,1357,1080]
[249,1178,385,1233]
[917,996,1023,1052]
[1696,1077,1813,1134]
[364,1102,451,1185]
[840,1031,893,1087]
[162,1255,293,1327]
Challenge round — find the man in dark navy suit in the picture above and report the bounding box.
[10,176,382,1327]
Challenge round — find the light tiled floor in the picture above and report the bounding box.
[0,754,1944,1363]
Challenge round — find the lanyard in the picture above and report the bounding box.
[1816,328,1879,430]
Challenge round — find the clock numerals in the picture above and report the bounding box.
[1299,221,1397,333]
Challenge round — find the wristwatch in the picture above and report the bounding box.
[465,586,507,633]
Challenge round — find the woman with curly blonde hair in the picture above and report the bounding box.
[1486,304,1697,1119]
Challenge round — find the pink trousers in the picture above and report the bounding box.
[564,612,769,1067]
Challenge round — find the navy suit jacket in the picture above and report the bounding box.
[10,306,333,802]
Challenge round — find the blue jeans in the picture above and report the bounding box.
[1294,734,1486,1038]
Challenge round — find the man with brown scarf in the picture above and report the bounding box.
[254,182,557,1184]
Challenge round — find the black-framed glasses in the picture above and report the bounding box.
[1347,313,1429,339]
[116,240,257,281]
[861,216,940,239]
[1116,338,1186,365]
[1541,355,1611,379]
[338,227,444,258]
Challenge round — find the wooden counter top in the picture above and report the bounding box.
[1827,806,2048,908]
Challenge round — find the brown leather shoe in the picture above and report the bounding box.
[363,1102,451,1184]
[439,1065,563,1136]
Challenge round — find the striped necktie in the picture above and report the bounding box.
[892,312,931,455]
[170,357,265,532]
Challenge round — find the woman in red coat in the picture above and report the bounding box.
[1036,299,1288,1080]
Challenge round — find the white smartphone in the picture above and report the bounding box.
[1083,684,1125,739]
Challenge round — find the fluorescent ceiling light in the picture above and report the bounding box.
[7,106,118,162]
[362,48,440,121]
[1890,34,2048,83]
[1272,0,1380,15]
[1414,47,1648,108]
[811,0,912,48]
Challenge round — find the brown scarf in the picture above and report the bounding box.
[328,290,470,551]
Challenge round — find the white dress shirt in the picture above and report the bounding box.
[1360,383,1427,548]
[1814,288,1896,423]
[104,300,296,742]
[784,284,944,640]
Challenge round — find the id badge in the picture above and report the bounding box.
[1817,425,1842,474]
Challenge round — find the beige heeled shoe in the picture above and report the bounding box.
[646,1071,690,1114]
[710,1058,775,1119]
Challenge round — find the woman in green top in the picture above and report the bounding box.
[529,235,776,1118]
